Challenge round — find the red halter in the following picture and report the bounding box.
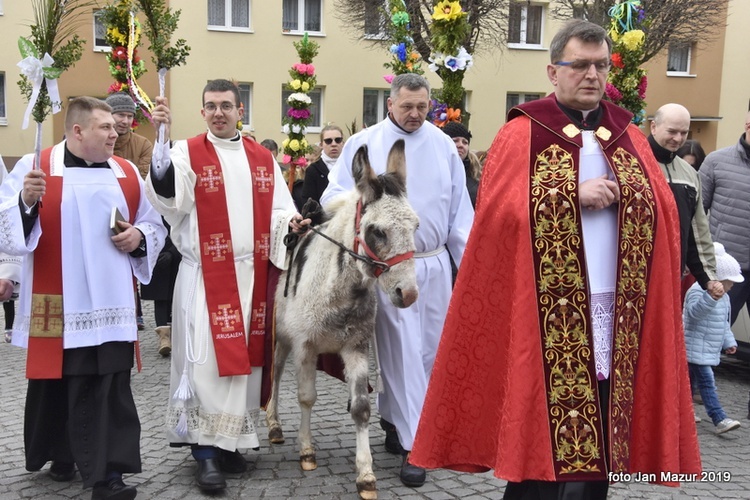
[352,199,414,277]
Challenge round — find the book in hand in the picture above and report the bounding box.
[110,207,126,235]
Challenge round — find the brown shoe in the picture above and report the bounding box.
[155,326,171,356]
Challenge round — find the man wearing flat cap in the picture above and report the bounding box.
[105,92,153,178]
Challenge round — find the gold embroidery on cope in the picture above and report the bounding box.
[30,294,64,337]
[203,233,232,262]
[609,147,655,473]
[531,143,602,475]
[563,124,581,138]
[595,127,612,141]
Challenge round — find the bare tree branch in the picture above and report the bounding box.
[550,0,728,63]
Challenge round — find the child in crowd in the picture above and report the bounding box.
[683,242,743,434]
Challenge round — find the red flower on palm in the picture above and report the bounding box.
[611,53,624,69]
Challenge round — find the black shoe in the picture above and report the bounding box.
[400,452,426,487]
[49,461,76,482]
[91,478,137,500]
[195,458,226,492]
[218,448,248,474]
[380,418,403,455]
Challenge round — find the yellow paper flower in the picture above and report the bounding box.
[609,29,619,43]
[282,138,290,149]
[432,1,464,22]
[290,79,301,90]
[289,139,301,152]
[107,27,127,46]
[620,29,644,51]
[301,81,310,92]
[301,138,308,149]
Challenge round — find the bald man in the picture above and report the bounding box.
[649,103,721,299]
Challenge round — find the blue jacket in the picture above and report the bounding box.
[683,282,737,366]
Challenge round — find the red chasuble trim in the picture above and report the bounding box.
[525,116,657,480]
[187,134,273,377]
[28,147,140,379]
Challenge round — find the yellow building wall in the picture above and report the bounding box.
[716,0,750,151]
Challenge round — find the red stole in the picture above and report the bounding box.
[28,146,140,379]
[187,134,273,377]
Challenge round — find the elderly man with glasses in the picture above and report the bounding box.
[411,19,701,500]
[146,79,305,494]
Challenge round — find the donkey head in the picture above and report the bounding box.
[351,139,419,308]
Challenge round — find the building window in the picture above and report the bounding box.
[363,89,390,127]
[208,0,250,30]
[238,82,253,130]
[282,0,322,33]
[282,87,322,130]
[364,1,387,39]
[667,43,692,75]
[508,3,543,47]
[506,92,543,117]
[0,72,6,125]
[93,10,109,51]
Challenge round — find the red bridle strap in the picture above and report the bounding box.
[352,199,414,278]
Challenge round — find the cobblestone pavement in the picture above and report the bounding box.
[0,301,748,499]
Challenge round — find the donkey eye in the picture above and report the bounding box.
[371,228,386,240]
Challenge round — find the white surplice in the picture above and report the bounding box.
[0,141,166,349]
[146,131,296,451]
[321,118,475,450]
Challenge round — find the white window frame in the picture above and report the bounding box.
[282,87,323,132]
[506,92,543,117]
[667,43,695,77]
[93,10,111,52]
[207,0,252,32]
[508,2,545,50]
[0,72,7,126]
[237,82,253,131]
[363,88,390,128]
[364,0,388,40]
[0,1,4,16]
[282,0,323,35]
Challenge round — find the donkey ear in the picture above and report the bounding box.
[352,144,377,199]
[385,139,407,184]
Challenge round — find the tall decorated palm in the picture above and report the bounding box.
[281,33,319,192]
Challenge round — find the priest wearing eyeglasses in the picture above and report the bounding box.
[411,19,701,500]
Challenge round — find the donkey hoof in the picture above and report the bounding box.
[356,479,377,500]
[268,427,285,444]
[300,454,317,471]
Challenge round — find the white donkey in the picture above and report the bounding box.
[266,139,419,500]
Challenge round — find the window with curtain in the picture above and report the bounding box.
[363,89,390,127]
[364,0,387,38]
[667,43,692,74]
[208,0,250,30]
[282,0,322,33]
[282,87,322,129]
[506,92,542,117]
[508,3,543,46]
[238,82,253,129]
[93,10,109,51]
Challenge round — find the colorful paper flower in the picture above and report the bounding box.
[620,29,645,51]
[432,1,465,22]
[611,53,624,69]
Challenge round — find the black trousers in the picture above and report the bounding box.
[503,380,611,500]
[24,344,141,487]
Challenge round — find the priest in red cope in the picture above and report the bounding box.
[410,20,701,500]
[147,79,304,494]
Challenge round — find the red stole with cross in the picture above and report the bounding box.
[187,134,274,377]
[28,146,140,379]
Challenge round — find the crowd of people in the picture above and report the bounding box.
[0,18,748,500]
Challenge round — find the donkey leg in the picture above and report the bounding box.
[296,348,318,471]
[266,337,291,445]
[342,346,377,500]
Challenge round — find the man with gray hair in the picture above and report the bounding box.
[321,73,474,488]
[648,103,720,299]
[411,20,701,499]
